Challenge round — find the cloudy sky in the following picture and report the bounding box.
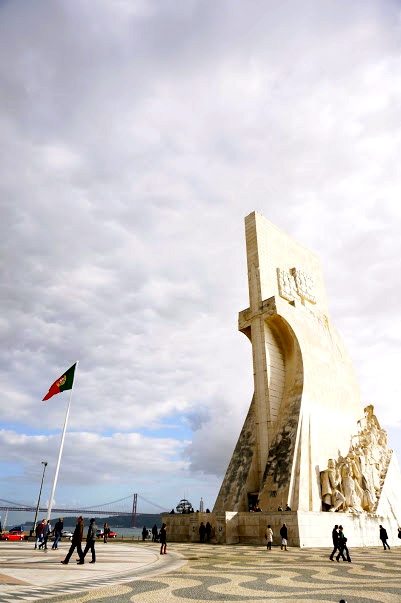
[1,0,401,521]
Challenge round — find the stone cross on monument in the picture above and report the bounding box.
[214,212,401,530]
[165,211,401,547]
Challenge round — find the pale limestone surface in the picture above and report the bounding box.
[214,211,364,515]
[163,509,401,548]
[199,211,401,547]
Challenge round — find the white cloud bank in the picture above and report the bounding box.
[1,0,401,512]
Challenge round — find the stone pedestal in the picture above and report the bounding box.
[163,510,401,547]
[207,211,401,547]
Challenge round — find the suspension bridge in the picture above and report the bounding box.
[0,493,168,527]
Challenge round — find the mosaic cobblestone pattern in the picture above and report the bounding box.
[2,542,401,603]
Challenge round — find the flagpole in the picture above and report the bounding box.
[45,361,79,522]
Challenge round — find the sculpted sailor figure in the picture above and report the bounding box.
[340,461,363,513]
[321,459,345,512]
[351,446,376,512]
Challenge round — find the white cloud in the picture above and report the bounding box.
[1,0,401,512]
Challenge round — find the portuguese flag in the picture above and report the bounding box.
[42,363,77,401]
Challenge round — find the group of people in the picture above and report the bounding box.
[250,502,291,512]
[33,516,112,564]
[329,523,398,561]
[263,521,398,555]
[60,516,98,565]
[34,516,112,564]
[277,504,291,512]
[199,521,213,542]
[142,524,159,542]
[34,517,64,550]
[264,523,288,550]
[33,514,401,566]
[329,525,352,562]
[140,523,167,553]
[34,519,51,549]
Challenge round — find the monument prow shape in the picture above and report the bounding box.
[214,211,363,513]
[164,212,401,546]
[211,211,401,546]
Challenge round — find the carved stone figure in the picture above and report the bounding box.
[320,459,345,512]
[321,404,392,514]
[340,461,363,513]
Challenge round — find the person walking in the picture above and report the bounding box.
[280,523,288,550]
[199,522,206,543]
[159,523,167,555]
[103,522,110,543]
[52,517,63,550]
[265,524,273,550]
[205,521,212,542]
[61,516,84,565]
[142,526,148,541]
[379,525,390,550]
[35,519,45,549]
[152,524,158,542]
[336,525,351,562]
[42,520,51,550]
[329,525,340,561]
[79,518,97,564]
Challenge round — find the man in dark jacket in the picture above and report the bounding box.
[61,516,84,565]
[379,525,390,549]
[79,518,97,564]
[205,521,212,541]
[199,522,206,543]
[280,523,288,550]
[336,525,351,562]
[152,524,158,542]
[51,518,63,550]
[329,525,339,561]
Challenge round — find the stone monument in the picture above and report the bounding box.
[164,211,401,546]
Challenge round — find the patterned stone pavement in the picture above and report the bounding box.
[1,541,400,603]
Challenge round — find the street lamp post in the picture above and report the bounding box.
[30,461,48,537]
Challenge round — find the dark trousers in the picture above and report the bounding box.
[330,545,339,559]
[266,542,272,550]
[336,545,351,562]
[64,541,83,564]
[52,532,62,549]
[160,541,166,554]
[83,540,96,562]
[381,539,390,550]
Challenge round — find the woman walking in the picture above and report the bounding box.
[265,524,273,550]
[159,523,167,555]
[103,522,110,543]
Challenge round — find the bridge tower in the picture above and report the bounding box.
[131,493,137,527]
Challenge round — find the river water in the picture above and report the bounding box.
[108,527,157,540]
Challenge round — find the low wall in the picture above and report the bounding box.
[162,511,401,548]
